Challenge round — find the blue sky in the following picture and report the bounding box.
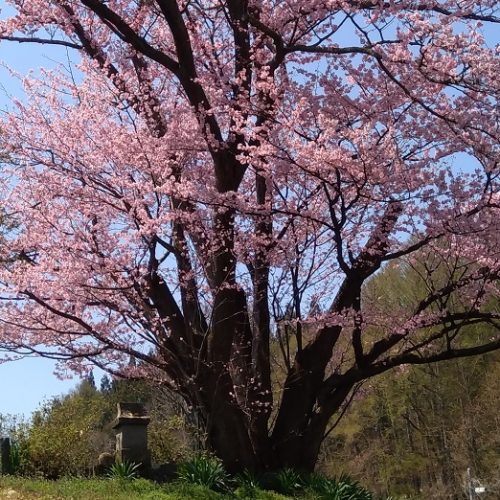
[0,25,82,417]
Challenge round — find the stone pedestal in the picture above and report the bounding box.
[112,402,151,469]
[0,437,11,474]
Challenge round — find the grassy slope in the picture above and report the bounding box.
[0,477,290,500]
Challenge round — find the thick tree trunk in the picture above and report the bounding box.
[271,384,354,472]
[206,398,260,472]
[191,372,354,474]
[205,412,331,474]
[271,422,329,472]
[200,382,274,473]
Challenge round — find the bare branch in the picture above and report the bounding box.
[0,36,82,50]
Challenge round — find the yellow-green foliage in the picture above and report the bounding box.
[321,329,500,496]
[27,380,110,477]
[16,377,194,478]
[316,254,500,498]
[149,413,193,463]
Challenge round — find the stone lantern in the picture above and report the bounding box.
[112,402,150,468]
[0,437,11,474]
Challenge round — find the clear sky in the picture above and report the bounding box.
[0,14,81,417]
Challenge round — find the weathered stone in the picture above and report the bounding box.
[94,451,115,476]
[0,437,11,475]
[97,451,115,468]
[112,402,150,470]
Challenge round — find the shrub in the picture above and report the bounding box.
[176,455,230,492]
[8,441,23,475]
[233,469,262,498]
[27,386,111,478]
[0,414,32,476]
[106,459,142,480]
[304,472,373,500]
[266,467,304,496]
[148,413,194,464]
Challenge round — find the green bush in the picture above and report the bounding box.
[0,414,32,476]
[273,468,304,495]
[148,413,194,464]
[176,454,230,492]
[303,472,373,500]
[233,469,262,498]
[27,388,110,477]
[8,441,23,475]
[106,459,142,480]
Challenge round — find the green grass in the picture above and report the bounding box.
[0,476,290,499]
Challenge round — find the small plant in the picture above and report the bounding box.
[176,454,230,492]
[234,469,262,498]
[273,467,304,495]
[304,472,373,500]
[336,473,373,500]
[106,458,141,480]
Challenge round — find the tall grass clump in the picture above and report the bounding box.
[176,454,230,492]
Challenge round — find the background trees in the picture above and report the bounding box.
[0,0,499,472]
[320,260,500,497]
[1,375,193,478]
[27,377,109,478]
[319,353,500,498]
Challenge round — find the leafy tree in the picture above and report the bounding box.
[320,258,500,498]
[322,352,500,498]
[0,0,499,473]
[27,380,110,478]
[22,377,193,477]
[99,375,113,394]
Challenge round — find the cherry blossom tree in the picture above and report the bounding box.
[0,0,499,472]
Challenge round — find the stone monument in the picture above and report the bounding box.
[0,437,11,475]
[112,402,151,469]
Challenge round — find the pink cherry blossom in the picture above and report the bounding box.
[0,0,499,472]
